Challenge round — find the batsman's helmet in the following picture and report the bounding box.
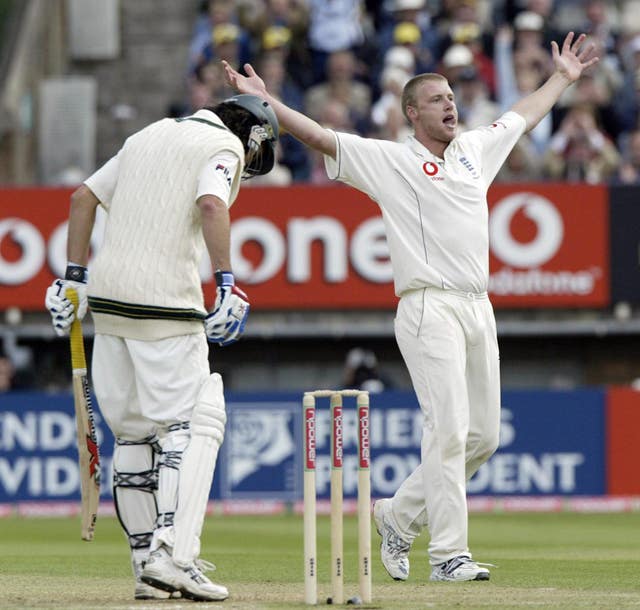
[213,94,279,179]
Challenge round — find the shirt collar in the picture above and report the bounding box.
[407,135,446,163]
[191,108,224,126]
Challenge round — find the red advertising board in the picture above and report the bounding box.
[488,184,609,307]
[606,386,640,495]
[0,188,75,310]
[0,185,610,311]
[229,186,393,308]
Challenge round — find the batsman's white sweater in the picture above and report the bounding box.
[86,113,244,340]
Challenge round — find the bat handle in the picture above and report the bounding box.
[66,288,87,370]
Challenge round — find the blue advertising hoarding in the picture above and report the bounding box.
[0,389,606,505]
[468,390,606,495]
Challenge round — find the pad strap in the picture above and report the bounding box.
[113,435,161,551]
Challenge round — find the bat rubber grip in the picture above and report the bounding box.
[67,288,87,370]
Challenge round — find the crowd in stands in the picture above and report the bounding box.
[169,0,640,186]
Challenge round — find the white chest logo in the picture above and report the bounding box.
[459,156,480,179]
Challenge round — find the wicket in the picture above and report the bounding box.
[303,389,372,605]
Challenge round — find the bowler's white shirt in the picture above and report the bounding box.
[324,112,526,295]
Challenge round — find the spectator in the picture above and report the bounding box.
[619,0,640,36]
[377,0,438,77]
[382,44,416,76]
[612,129,640,185]
[309,99,355,184]
[581,0,620,55]
[306,0,366,85]
[436,0,492,52]
[174,24,248,118]
[512,11,554,80]
[189,0,252,74]
[201,23,245,70]
[543,104,621,183]
[448,21,495,98]
[370,64,412,141]
[454,66,499,130]
[391,21,436,74]
[522,0,565,47]
[190,0,217,60]
[494,24,552,154]
[440,43,475,87]
[0,356,14,392]
[244,0,311,89]
[189,58,235,112]
[261,24,292,57]
[1,334,35,390]
[257,25,310,90]
[495,135,543,182]
[555,41,624,141]
[432,0,489,48]
[342,347,390,393]
[304,49,372,135]
[243,0,309,36]
[613,35,640,137]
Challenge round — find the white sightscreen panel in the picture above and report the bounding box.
[38,77,97,185]
[67,0,120,59]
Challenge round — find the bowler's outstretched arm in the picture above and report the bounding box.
[511,32,599,133]
[222,60,337,159]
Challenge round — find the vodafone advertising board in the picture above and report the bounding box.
[488,184,609,307]
[0,185,608,311]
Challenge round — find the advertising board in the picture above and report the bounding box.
[0,185,609,310]
[0,389,611,506]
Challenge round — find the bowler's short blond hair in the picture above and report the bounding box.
[401,73,448,120]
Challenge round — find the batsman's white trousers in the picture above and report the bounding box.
[391,287,501,565]
[92,332,210,440]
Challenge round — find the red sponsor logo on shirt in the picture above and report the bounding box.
[423,162,444,180]
[422,162,438,176]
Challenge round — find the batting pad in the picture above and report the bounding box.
[155,424,190,531]
[113,436,161,550]
[173,373,226,566]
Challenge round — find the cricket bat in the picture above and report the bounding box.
[67,288,100,541]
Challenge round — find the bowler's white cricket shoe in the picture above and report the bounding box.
[430,554,491,582]
[373,498,411,581]
[141,545,229,601]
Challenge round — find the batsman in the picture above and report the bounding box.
[45,95,279,601]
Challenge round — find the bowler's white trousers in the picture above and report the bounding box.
[391,287,501,565]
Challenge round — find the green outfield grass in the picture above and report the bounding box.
[1,511,639,609]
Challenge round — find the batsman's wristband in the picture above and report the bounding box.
[214,270,234,287]
[65,264,88,284]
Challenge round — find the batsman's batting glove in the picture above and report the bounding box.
[44,264,88,337]
[205,270,250,346]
